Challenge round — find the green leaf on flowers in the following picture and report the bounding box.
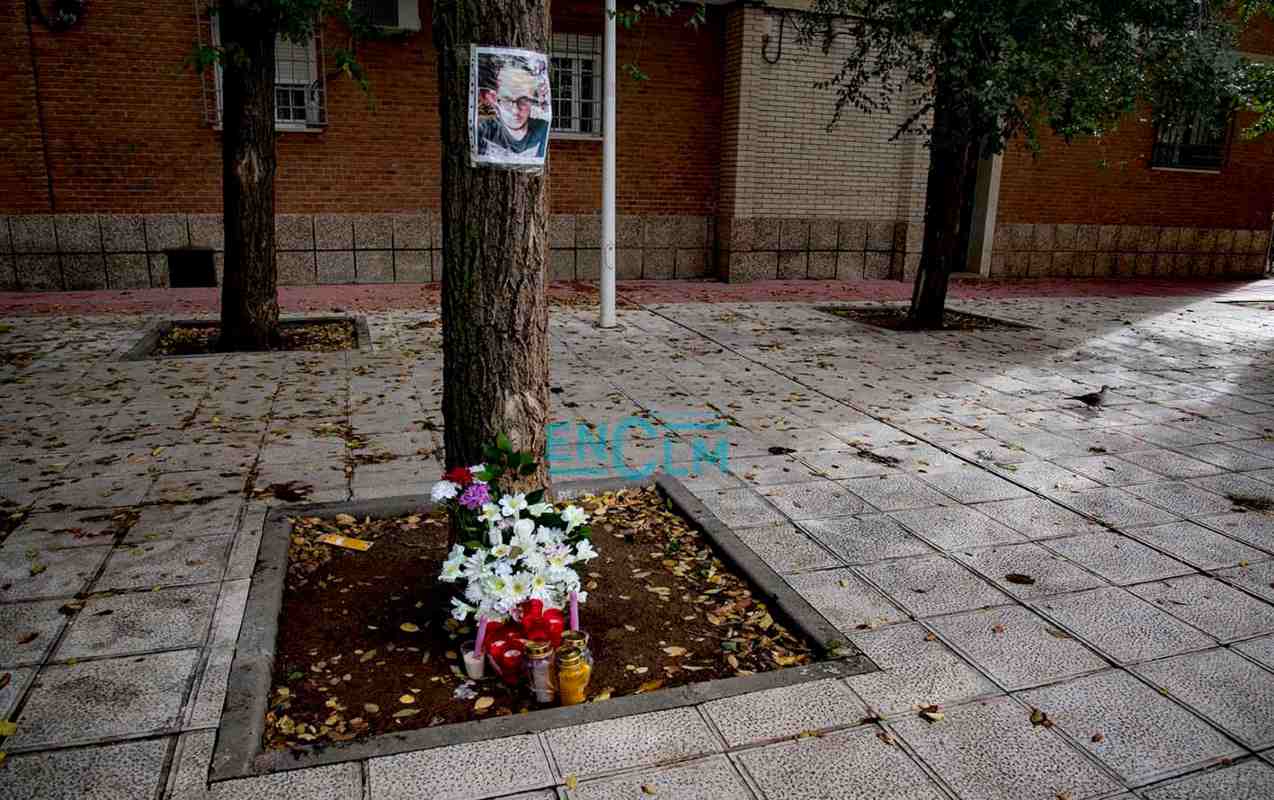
[464,540,482,550]
[526,489,545,505]
[496,433,512,452]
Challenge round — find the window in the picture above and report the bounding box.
[204,13,327,130]
[353,0,399,27]
[350,0,421,31]
[550,33,602,136]
[1152,107,1231,170]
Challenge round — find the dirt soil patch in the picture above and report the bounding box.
[822,305,1031,331]
[265,487,817,751]
[154,320,356,356]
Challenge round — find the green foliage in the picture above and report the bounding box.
[610,2,708,83]
[189,0,410,96]
[803,0,1274,153]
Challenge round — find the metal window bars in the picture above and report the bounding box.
[1151,108,1229,170]
[195,0,327,129]
[550,32,603,135]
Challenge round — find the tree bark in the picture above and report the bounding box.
[217,2,281,351]
[434,0,551,488]
[907,74,982,330]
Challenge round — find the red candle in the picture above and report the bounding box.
[499,647,524,685]
[543,610,565,647]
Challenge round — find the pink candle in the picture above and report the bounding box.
[569,591,579,630]
[474,617,490,654]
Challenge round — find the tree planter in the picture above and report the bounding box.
[210,475,874,782]
[120,316,373,361]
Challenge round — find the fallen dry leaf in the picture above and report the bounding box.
[15,632,37,645]
[0,721,15,737]
[918,705,944,723]
[641,784,658,795]
[662,646,687,657]
[399,623,420,633]
[398,694,416,705]
[1029,708,1053,728]
[565,775,578,790]
[635,679,665,694]
[1004,573,1036,585]
[474,697,495,712]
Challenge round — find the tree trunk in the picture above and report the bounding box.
[217,2,280,352]
[434,0,551,487]
[907,75,982,330]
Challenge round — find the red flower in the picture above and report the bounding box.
[443,466,473,487]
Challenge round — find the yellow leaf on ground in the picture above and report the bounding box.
[474,697,494,711]
[0,721,15,737]
[398,694,415,705]
[399,623,420,633]
[565,775,578,790]
[635,679,665,694]
[662,646,688,657]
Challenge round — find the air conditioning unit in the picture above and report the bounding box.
[352,0,421,32]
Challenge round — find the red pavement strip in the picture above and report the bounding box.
[0,278,1263,316]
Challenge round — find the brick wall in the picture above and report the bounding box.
[0,1,724,288]
[717,6,929,282]
[988,18,1274,279]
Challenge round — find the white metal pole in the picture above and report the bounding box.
[599,0,618,328]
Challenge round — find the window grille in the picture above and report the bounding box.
[550,33,602,136]
[352,0,398,28]
[196,1,327,130]
[1152,107,1230,170]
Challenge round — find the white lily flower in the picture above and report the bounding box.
[478,503,502,524]
[487,526,504,548]
[490,543,511,559]
[500,493,528,517]
[573,540,598,562]
[512,518,536,538]
[561,505,588,530]
[431,480,460,502]
[439,561,463,582]
[450,597,475,621]
[527,501,554,517]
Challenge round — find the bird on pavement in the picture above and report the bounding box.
[1067,385,1109,408]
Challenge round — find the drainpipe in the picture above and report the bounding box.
[599,0,617,327]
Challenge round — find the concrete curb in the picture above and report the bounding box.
[118,315,374,361]
[209,475,874,782]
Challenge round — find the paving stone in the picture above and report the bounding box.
[891,505,1028,550]
[784,568,908,632]
[1128,520,1269,570]
[1234,634,1274,669]
[1054,454,1165,486]
[571,755,751,800]
[735,523,840,573]
[1198,512,1274,552]
[1033,586,1217,664]
[1124,481,1237,518]
[0,599,67,666]
[995,460,1104,495]
[545,707,719,778]
[1129,574,1274,642]
[730,454,826,485]
[859,554,1012,617]
[1129,448,1228,480]
[0,666,34,719]
[702,677,867,747]
[169,729,362,799]
[760,480,870,520]
[32,473,153,509]
[10,648,198,749]
[187,579,249,727]
[1136,648,1274,748]
[1059,487,1182,528]
[1176,443,1274,473]
[1044,531,1194,584]
[1216,559,1274,603]
[914,467,1033,503]
[0,737,169,800]
[94,534,231,591]
[0,545,110,601]
[125,496,243,543]
[840,473,952,512]
[3,507,130,550]
[974,496,1103,539]
[370,733,551,800]
[951,543,1107,600]
[798,450,894,480]
[893,695,1123,800]
[1188,473,1274,503]
[1019,669,1243,784]
[56,583,217,659]
[736,725,946,800]
[699,488,788,529]
[1141,760,1274,800]
[846,622,999,716]
[797,515,934,565]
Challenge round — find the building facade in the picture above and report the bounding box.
[0,0,1269,291]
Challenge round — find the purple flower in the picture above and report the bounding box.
[458,482,491,510]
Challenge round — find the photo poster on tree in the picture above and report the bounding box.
[468,46,552,171]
